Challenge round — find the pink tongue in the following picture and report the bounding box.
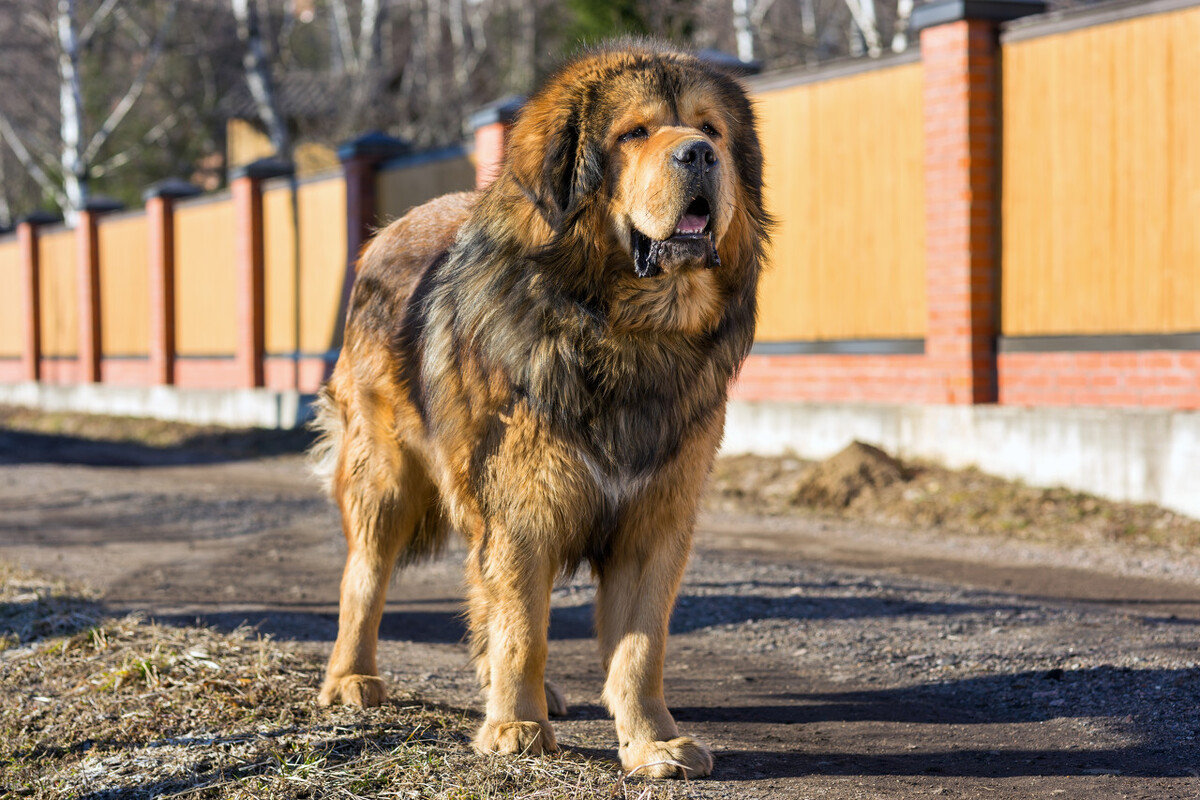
[675,214,708,234]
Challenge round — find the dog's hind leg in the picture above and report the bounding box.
[318,404,435,708]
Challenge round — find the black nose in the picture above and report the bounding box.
[673,140,717,171]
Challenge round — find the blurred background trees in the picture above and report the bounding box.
[0,0,1106,225]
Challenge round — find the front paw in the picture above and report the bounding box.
[318,674,387,707]
[620,736,713,779]
[474,719,558,756]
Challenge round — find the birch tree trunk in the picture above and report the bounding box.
[732,0,754,63]
[57,0,87,220]
[892,0,914,53]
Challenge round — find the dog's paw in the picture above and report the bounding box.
[318,674,387,707]
[620,736,713,779]
[544,680,568,717]
[474,719,559,756]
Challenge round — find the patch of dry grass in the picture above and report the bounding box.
[0,566,690,800]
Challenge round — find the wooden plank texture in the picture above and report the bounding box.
[1002,9,1200,335]
[174,198,238,356]
[97,213,150,356]
[756,62,926,342]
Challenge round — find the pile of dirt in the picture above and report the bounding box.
[707,442,1200,553]
[791,441,906,508]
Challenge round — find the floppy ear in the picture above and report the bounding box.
[538,115,581,224]
[508,98,606,232]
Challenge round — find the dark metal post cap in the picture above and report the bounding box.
[468,96,525,132]
[143,179,204,202]
[19,210,64,226]
[698,48,763,76]
[912,0,1047,32]
[337,131,411,163]
[230,157,295,182]
[81,195,125,214]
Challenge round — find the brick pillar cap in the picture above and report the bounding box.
[912,0,1046,31]
[19,210,64,226]
[468,96,525,133]
[143,179,203,202]
[81,195,124,214]
[337,131,411,163]
[230,157,294,182]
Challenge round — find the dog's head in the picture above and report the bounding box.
[501,42,767,312]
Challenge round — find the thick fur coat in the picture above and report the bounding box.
[311,42,769,779]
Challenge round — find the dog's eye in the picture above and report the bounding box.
[617,126,648,143]
[700,122,720,139]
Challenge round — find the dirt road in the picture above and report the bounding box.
[2,428,1198,799]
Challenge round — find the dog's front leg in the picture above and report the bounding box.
[596,534,712,778]
[595,432,719,778]
[468,530,559,756]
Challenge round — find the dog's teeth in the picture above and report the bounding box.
[675,213,709,235]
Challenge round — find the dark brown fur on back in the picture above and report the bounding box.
[313,41,770,779]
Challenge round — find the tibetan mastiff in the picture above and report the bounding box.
[311,41,768,779]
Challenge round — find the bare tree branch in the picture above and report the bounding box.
[330,0,358,72]
[77,0,120,46]
[83,0,178,164]
[358,0,384,72]
[0,108,68,210]
[233,0,290,156]
[843,0,883,57]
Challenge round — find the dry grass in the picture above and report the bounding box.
[0,565,690,800]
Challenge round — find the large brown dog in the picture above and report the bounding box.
[311,42,768,779]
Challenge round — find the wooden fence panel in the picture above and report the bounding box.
[1002,9,1200,335]
[0,237,21,358]
[755,61,926,342]
[174,196,238,356]
[376,150,475,224]
[38,227,77,357]
[262,173,348,356]
[97,211,150,357]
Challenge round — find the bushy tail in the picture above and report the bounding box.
[307,386,343,498]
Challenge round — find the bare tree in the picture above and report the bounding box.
[232,0,290,157]
[0,0,176,222]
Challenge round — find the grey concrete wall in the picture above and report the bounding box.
[723,401,1200,519]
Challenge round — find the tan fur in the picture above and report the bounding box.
[312,44,768,780]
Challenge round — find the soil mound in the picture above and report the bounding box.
[793,440,905,509]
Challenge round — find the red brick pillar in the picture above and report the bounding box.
[231,159,292,389]
[331,132,411,363]
[76,198,123,383]
[16,213,59,382]
[338,132,410,281]
[144,180,201,386]
[915,0,1043,404]
[469,97,523,191]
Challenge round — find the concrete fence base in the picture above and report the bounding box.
[0,382,315,431]
[722,400,1200,519]
[2,385,1196,520]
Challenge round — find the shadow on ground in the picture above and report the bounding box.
[0,426,314,468]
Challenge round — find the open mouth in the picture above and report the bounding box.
[672,196,711,238]
[630,196,719,278]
